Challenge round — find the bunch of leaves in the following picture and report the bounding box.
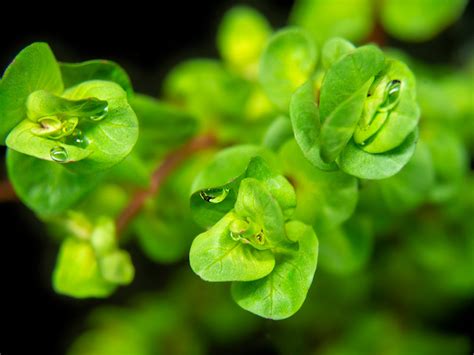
[189,147,318,319]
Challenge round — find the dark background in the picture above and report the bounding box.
[0,1,473,354]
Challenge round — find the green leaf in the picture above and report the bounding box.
[290,0,374,44]
[319,45,385,162]
[245,157,296,219]
[99,250,135,285]
[232,220,318,320]
[338,128,418,180]
[6,119,91,163]
[289,80,338,170]
[130,93,197,157]
[6,80,138,173]
[380,0,468,42]
[234,178,291,250]
[60,59,133,95]
[262,116,293,151]
[190,145,276,228]
[52,237,116,298]
[217,6,271,78]
[163,59,251,121]
[0,42,63,143]
[280,140,358,230]
[320,78,373,163]
[6,149,103,217]
[61,80,139,173]
[26,89,108,121]
[191,145,277,193]
[321,37,355,69]
[190,212,275,282]
[90,217,117,257]
[259,27,317,111]
[319,45,385,120]
[354,59,420,153]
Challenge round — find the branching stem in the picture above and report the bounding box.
[116,133,218,236]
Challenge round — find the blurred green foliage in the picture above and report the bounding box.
[0,0,472,354]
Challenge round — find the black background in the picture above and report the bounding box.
[0,1,473,354]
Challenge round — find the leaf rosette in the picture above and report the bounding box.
[189,146,318,319]
[0,42,138,215]
[0,42,138,173]
[53,215,134,298]
[290,38,420,179]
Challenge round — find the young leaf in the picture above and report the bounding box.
[0,42,63,143]
[337,128,418,180]
[231,220,318,320]
[191,145,277,193]
[61,80,139,173]
[26,89,108,121]
[321,37,355,69]
[245,157,296,219]
[319,45,385,162]
[217,6,271,78]
[53,238,116,298]
[234,178,291,250]
[289,80,338,171]
[259,27,317,111]
[7,149,103,217]
[60,59,133,95]
[6,119,91,163]
[354,59,420,153]
[320,78,373,163]
[190,145,277,228]
[190,212,275,282]
[99,250,135,285]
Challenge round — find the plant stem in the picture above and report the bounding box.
[116,133,217,236]
[0,180,17,203]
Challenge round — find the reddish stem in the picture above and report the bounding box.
[116,133,217,235]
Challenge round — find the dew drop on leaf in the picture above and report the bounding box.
[65,129,88,148]
[199,187,230,203]
[62,118,78,135]
[89,105,109,121]
[50,146,68,163]
[378,79,401,112]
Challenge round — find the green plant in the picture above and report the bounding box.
[0,1,472,331]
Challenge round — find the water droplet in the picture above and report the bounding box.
[199,187,230,203]
[89,105,109,121]
[50,146,68,163]
[72,129,85,144]
[62,117,78,135]
[378,80,401,112]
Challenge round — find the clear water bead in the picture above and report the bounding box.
[50,146,68,163]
